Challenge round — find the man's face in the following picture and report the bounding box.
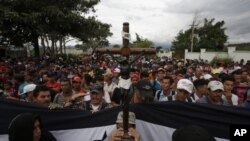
[133,90,143,104]
[33,91,51,106]
[223,80,233,92]
[161,79,171,91]
[131,78,139,86]
[90,92,103,105]
[197,85,208,95]
[61,81,71,92]
[176,89,189,101]
[234,74,241,83]
[157,71,165,79]
[103,75,111,82]
[72,81,81,89]
[242,72,248,80]
[208,90,223,103]
[195,68,203,77]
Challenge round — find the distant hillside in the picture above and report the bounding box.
[229,43,250,51]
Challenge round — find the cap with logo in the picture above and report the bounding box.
[136,79,154,97]
[177,79,194,94]
[208,81,224,91]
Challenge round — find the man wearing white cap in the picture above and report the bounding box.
[112,68,121,85]
[196,81,228,105]
[175,79,195,102]
[20,84,36,102]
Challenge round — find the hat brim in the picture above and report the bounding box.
[177,87,192,94]
[90,90,102,94]
[19,92,27,95]
[210,87,224,91]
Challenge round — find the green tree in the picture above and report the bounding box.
[0,0,112,57]
[197,18,227,51]
[171,18,227,51]
[113,44,121,48]
[171,29,193,51]
[131,33,153,48]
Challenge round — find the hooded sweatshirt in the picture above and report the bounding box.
[8,113,56,141]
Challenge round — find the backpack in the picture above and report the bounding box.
[156,90,175,101]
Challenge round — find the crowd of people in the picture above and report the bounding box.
[1,54,249,140]
[0,55,249,109]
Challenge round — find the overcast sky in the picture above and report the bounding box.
[93,0,250,48]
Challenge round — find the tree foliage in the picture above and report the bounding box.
[171,18,228,51]
[0,0,112,57]
[130,33,153,48]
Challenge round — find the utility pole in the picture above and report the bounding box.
[190,15,199,52]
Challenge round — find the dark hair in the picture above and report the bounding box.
[140,71,149,78]
[8,113,56,141]
[84,74,93,85]
[163,75,174,85]
[193,79,209,89]
[218,73,228,80]
[60,77,71,84]
[221,75,234,83]
[232,69,242,75]
[33,85,51,98]
[8,113,41,141]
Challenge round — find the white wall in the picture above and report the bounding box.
[185,47,250,62]
[230,51,250,62]
[185,52,200,60]
[65,48,83,55]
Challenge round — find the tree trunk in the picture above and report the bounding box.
[59,38,63,54]
[51,39,55,56]
[33,35,40,57]
[45,36,51,55]
[63,38,66,54]
[55,41,58,55]
[41,36,46,56]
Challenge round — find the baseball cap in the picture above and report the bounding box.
[208,81,224,91]
[158,67,165,72]
[116,111,136,125]
[72,76,82,83]
[90,84,103,94]
[136,79,154,97]
[177,79,194,94]
[114,68,121,73]
[130,73,140,80]
[204,74,213,80]
[20,84,36,95]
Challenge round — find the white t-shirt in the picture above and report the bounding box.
[222,93,239,106]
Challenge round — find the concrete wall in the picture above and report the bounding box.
[185,46,250,62]
[65,48,83,55]
[157,49,172,58]
[230,51,250,62]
